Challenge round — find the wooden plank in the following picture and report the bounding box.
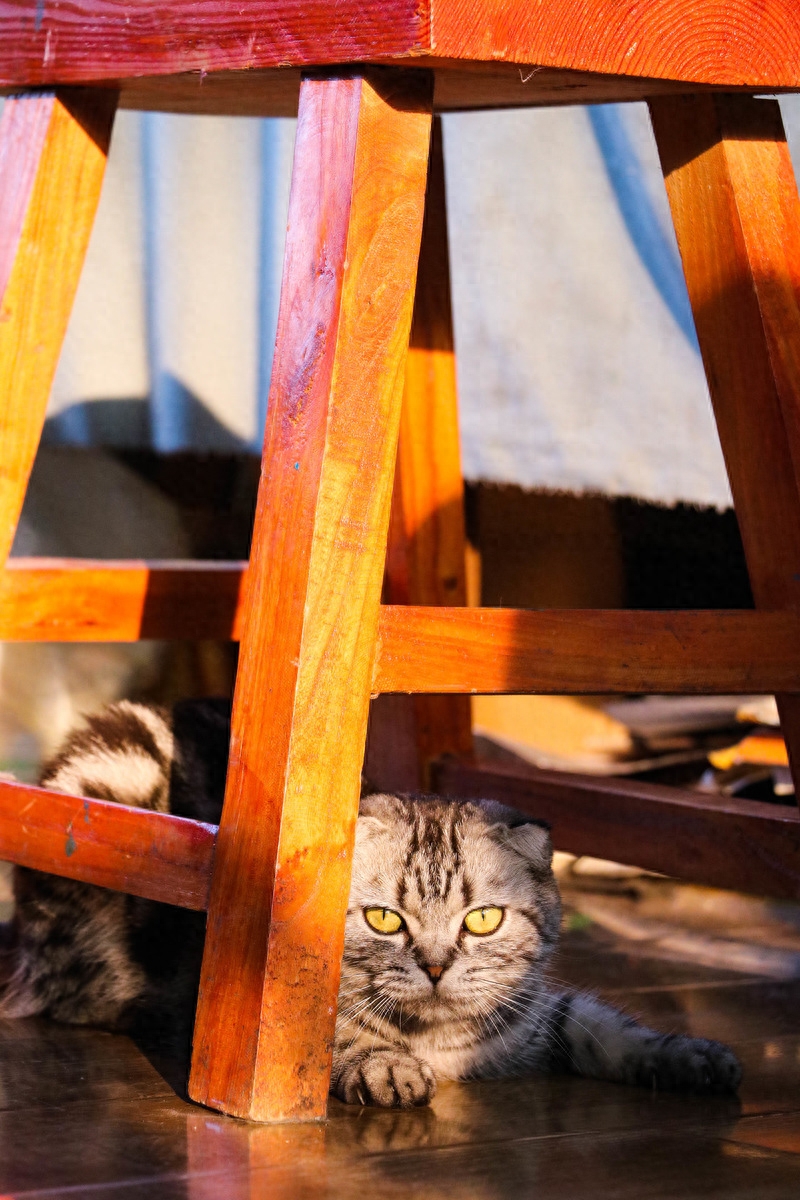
[0,89,116,568]
[3,2,800,90]
[0,778,216,910]
[377,115,472,788]
[436,760,800,901]
[189,69,433,1123]
[649,95,800,792]
[0,558,246,641]
[0,0,424,87]
[374,606,800,694]
[113,63,735,120]
[431,0,800,87]
[7,564,800,698]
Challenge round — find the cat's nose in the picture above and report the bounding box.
[423,963,445,983]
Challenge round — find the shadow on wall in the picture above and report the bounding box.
[44,381,257,455]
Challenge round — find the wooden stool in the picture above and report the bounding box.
[2,2,800,1124]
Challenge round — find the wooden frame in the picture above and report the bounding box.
[3,560,800,696]
[1,2,800,1129]
[187,68,433,1123]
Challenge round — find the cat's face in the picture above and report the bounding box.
[341,795,561,1027]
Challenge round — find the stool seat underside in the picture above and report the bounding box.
[2,0,800,112]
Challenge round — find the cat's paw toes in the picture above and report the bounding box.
[336,1051,437,1108]
[635,1035,742,1094]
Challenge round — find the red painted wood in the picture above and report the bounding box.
[2,1,800,90]
[0,0,425,86]
[0,777,216,909]
[0,558,246,640]
[436,760,800,901]
[0,92,53,300]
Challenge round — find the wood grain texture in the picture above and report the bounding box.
[436,759,800,901]
[0,0,424,86]
[0,778,215,910]
[0,558,246,641]
[649,95,800,792]
[0,89,116,567]
[374,606,800,695]
[384,116,472,784]
[431,0,800,86]
[189,69,433,1123]
[3,1,800,89]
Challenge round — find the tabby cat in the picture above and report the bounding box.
[0,700,741,1107]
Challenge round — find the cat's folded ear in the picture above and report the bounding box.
[477,800,554,871]
[503,821,554,872]
[355,792,398,842]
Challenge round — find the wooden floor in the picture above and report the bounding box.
[1,918,799,1198]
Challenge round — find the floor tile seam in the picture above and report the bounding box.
[3,1121,747,1199]
[717,1133,800,1159]
[7,1168,199,1199]
[0,1087,179,1118]
[738,1104,800,1119]
[598,976,785,996]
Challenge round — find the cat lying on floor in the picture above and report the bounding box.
[0,699,741,1108]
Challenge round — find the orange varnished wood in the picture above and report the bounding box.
[0,90,116,567]
[374,605,800,695]
[0,778,215,910]
[430,0,800,86]
[436,760,800,901]
[2,563,795,699]
[385,116,472,784]
[0,559,246,641]
[3,2,800,91]
[650,95,800,793]
[189,69,433,1123]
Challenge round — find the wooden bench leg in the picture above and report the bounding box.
[377,116,473,790]
[189,68,433,1123]
[0,89,116,565]
[650,94,800,792]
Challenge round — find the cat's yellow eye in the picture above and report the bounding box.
[364,907,405,935]
[463,906,504,936]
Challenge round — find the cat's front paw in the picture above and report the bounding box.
[335,1050,437,1108]
[632,1034,742,1094]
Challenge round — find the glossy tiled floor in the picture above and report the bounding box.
[2,920,799,1199]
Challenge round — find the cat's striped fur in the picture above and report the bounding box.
[0,700,741,1106]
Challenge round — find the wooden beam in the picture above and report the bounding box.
[378,115,472,787]
[0,558,246,641]
[0,90,116,567]
[650,95,800,795]
[4,571,800,700]
[189,69,433,1124]
[110,64,753,121]
[3,1,800,90]
[374,605,800,694]
[435,760,800,901]
[0,778,215,910]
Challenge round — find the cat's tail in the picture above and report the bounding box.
[0,922,45,1017]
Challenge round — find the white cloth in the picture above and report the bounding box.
[37,97,800,506]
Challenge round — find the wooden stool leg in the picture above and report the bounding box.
[377,115,473,789]
[0,89,116,565]
[649,94,800,790]
[189,69,433,1123]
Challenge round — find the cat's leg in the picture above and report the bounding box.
[1,871,145,1025]
[541,989,741,1093]
[331,1026,437,1108]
